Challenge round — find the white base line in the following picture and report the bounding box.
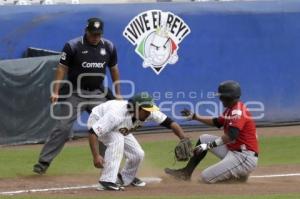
[0,184,99,196]
[250,173,300,178]
[0,177,162,196]
[0,174,299,196]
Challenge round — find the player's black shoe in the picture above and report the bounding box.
[116,173,125,186]
[117,173,146,187]
[164,168,191,181]
[97,181,125,191]
[131,177,146,187]
[33,162,49,175]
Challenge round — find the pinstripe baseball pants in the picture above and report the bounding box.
[98,131,144,185]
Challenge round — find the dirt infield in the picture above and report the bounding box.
[1,166,300,197]
[0,125,300,197]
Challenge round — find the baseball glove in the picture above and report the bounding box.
[175,138,193,161]
[181,108,195,120]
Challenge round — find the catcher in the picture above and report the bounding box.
[165,80,259,183]
[87,92,192,191]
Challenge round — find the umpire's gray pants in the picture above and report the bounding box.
[199,134,258,183]
[38,90,107,165]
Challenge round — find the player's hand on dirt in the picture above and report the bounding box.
[50,92,59,104]
[181,109,195,120]
[193,143,209,155]
[93,155,105,168]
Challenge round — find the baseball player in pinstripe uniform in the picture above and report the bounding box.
[87,92,190,191]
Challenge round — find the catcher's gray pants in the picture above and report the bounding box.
[199,134,258,183]
[38,90,107,165]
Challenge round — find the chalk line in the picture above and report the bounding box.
[0,177,162,196]
[250,173,300,178]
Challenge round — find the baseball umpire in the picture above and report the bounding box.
[87,93,193,191]
[165,80,259,183]
[33,17,122,174]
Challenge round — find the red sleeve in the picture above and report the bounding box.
[228,109,246,130]
[218,116,225,125]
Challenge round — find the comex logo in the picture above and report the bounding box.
[123,10,191,75]
[82,62,106,68]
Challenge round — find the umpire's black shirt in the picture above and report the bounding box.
[59,35,117,91]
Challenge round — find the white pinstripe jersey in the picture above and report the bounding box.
[88,100,167,137]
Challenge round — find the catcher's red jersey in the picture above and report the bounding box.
[218,101,259,153]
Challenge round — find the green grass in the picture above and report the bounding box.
[1,194,300,199]
[258,136,300,166]
[0,145,97,178]
[0,136,300,178]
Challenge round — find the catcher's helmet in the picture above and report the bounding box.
[217,80,241,100]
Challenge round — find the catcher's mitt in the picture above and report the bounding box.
[175,138,193,161]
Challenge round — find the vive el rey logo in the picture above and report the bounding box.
[123,10,191,75]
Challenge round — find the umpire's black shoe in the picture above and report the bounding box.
[33,162,49,175]
[97,181,125,191]
[164,168,191,181]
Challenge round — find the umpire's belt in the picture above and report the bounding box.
[237,149,258,157]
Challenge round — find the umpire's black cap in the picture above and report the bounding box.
[85,17,104,34]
